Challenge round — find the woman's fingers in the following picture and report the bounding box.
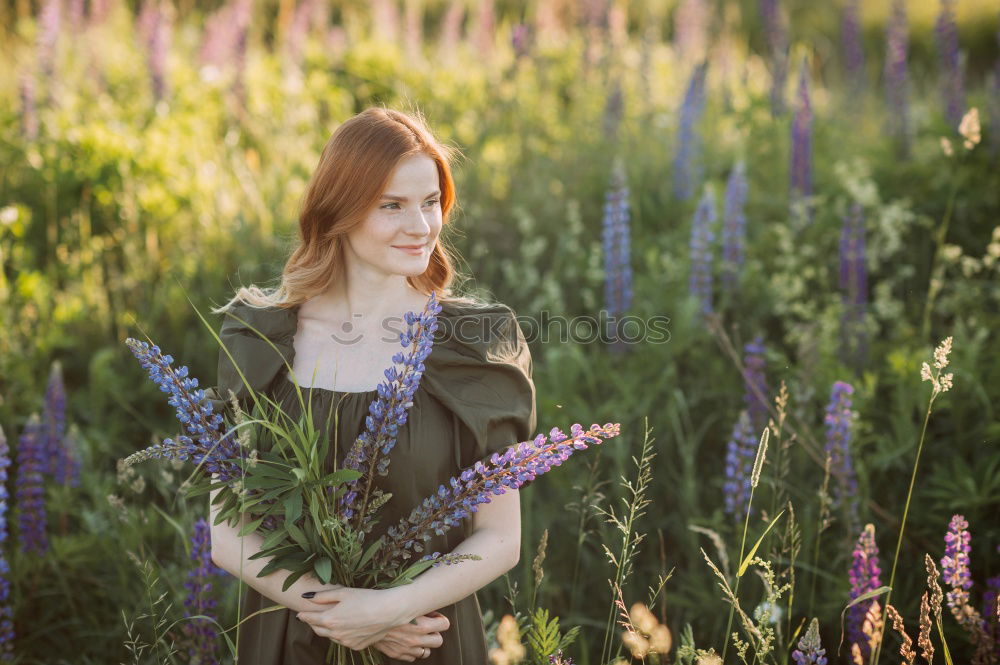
[412,613,450,634]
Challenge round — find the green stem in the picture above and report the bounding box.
[722,485,756,663]
[871,395,935,665]
[920,173,962,342]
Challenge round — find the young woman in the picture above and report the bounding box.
[204,107,537,664]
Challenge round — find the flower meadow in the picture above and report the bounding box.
[1,1,999,664]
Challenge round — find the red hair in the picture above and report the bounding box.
[215,105,479,313]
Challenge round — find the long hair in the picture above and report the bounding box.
[213,106,483,314]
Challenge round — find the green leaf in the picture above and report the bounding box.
[320,469,363,486]
[238,517,265,538]
[358,536,386,571]
[837,586,890,656]
[284,493,303,523]
[314,557,332,584]
[737,509,785,577]
[286,521,309,548]
[260,527,289,551]
[281,568,309,592]
[291,468,306,483]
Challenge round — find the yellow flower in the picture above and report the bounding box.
[958,107,980,150]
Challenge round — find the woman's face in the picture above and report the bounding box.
[344,152,443,280]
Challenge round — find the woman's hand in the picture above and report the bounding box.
[372,611,450,662]
[296,585,412,651]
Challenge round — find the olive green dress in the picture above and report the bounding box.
[204,298,537,665]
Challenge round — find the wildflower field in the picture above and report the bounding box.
[1,0,999,664]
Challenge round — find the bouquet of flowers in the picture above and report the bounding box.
[123,291,621,664]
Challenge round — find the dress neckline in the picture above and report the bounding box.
[281,371,380,396]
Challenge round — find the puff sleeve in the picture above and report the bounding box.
[421,302,538,480]
[202,302,299,417]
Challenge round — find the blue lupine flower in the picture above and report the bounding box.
[123,339,243,484]
[723,410,758,520]
[721,160,747,295]
[824,381,858,529]
[841,0,864,93]
[839,202,868,371]
[15,414,48,555]
[673,62,708,202]
[0,426,15,659]
[792,618,828,665]
[742,335,768,434]
[378,423,621,569]
[790,60,812,206]
[885,0,910,152]
[180,518,226,665]
[848,524,881,660]
[688,186,716,317]
[934,0,964,129]
[343,292,442,526]
[760,0,788,115]
[602,159,632,348]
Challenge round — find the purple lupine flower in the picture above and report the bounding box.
[180,518,226,664]
[688,186,715,317]
[231,1,251,106]
[848,524,882,660]
[723,410,757,520]
[941,514,973,609]
[36,0,61,83]
[673,0,708,61]
[15,414,48,555]
[511,23,530,59]
[841,0,864,93]
[68,0,85,32]
[285,0,315,67]
[342,293,443,526]
[143,1,171,102]
[884,0,910,153]
[18,70,38,141]
[934,0,964,129]
[984,557,1000,649]
[88,0,115,26]
[377,423,621,570]
[602,78,624,142]
[0,426,15,659]
[824,381,858,529]
[59,426,83,489]
[742,335,768,434]
[41,361,66,480]
[40,361,80,486]
[839,202,868,371]
[123,339,244,484]
[673,62,708,202]
[760,0,788,115]
[602,159,632,349]
[721,160,747,294]
[792,618,828,665]
[790,60,813,207]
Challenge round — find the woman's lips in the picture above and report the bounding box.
[393,245,425,255]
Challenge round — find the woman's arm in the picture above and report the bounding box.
[297,488,522,650]
[208,482,338,615]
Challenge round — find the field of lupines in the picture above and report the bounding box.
[1,0,999,663]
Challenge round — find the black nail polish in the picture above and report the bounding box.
[301,591,316,599]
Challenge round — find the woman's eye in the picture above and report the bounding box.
[382,200,439,210]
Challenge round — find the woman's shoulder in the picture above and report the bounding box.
[434,297,525,363]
